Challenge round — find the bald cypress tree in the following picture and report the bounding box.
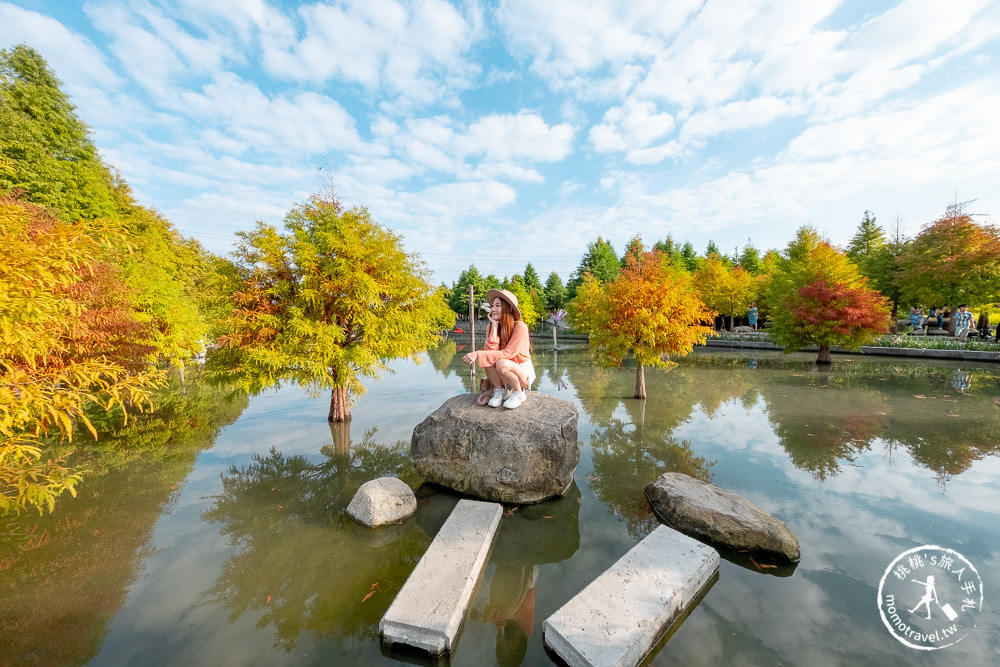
[0,44,120,220]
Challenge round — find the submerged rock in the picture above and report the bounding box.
[347,477,417,527]
[645,472,800,562]
[410,393,579,504]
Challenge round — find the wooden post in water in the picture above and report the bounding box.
[468,285,477,392]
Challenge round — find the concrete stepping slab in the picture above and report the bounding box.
[379,498,503,656]
[543,525,719,667]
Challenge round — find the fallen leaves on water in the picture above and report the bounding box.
[585,475,599,481]
[362,582,380,602]
[505,506,519,517]
[542,515,553,519]
[913,395,927,399]
[749,556,777,570]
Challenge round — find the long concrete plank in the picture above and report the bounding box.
[543,524,719,667]
[379,498,503,656]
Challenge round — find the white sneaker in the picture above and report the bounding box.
[503,390,526,409]
[487,387,506,407]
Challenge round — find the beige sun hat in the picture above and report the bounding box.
[486,288,521,321]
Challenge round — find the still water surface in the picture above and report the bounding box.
[3,343,999,666]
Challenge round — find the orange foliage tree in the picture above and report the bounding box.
[569,246,714,399]
[766,228,890,364]
[896,203,1000,320]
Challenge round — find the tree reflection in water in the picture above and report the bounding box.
[568,362,716,539]
[0,371,249,666]
[201,427,433,652]
[759,369,888,480]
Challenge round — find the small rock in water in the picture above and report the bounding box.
[347,477,417,527]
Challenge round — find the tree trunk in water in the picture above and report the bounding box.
[634,362,647,399]
[328,420,352,456]
[328,386,351,422]
[816,345,832,365]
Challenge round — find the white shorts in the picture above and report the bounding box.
[519,359,536,389]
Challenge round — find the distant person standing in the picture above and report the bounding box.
[928,306,943,330]
[954,304,973,339]
[747,302,759,331]
[977,310,992,339]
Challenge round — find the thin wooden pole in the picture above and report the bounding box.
[468,285,476,351]
[468,285,477,391]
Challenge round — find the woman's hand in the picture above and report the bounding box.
[462,351,477,365]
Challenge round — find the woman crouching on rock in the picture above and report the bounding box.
[462,289,535,409]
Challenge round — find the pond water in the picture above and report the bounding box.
[3,343,999,666]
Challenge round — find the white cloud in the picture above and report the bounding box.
[4,0,1000,287]
[589,98,675,153]
[260,0,480,104]
[176,73,364,155]
[625,141,685,165]
[497,0,701,79]
[0,3,119,88]
[463,111,576,161]
[83,3,188,99]
[680,96,794,143]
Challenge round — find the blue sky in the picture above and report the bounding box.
[3,0,999,286]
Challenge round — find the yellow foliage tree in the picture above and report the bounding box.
[0,197,162,514]
[694,255,758,330]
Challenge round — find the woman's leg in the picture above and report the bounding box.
[496,359,531,391]
[479,365,504,405]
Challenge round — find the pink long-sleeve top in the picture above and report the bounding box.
[477,320,531,367]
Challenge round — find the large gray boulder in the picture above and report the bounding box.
[347,477,417,527]
[411,393,579,504]
[645,472,800,562]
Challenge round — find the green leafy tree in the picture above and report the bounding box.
[109,207,224,369]
[0,45,121,221]
[680,241,700,272]
[448,265,484,317]
[738,241,763,275]
[543,271,567,312]
[653,235,686,266]
[846,210,885,258]
[896,204,1000,319]
[567,236,619,299]
[847,212,907,331]
[522,262,542,293]
[766,227,890,364]
[569,246,714,399]
[504,279,539,328]
[217,193,454,422]
[1,46,227,368]
[448,265,501,319]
